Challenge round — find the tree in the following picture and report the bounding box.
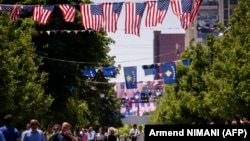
[150,0,250,124]
[0,0,122,128]
[0,12,53,128]
[29,0,121,128]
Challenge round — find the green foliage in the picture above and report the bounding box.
[0,12,53,128]
[150,0,250,124]
[0,0,122,129]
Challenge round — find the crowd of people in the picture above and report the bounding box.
[0,114,145,141]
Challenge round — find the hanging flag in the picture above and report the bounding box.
[190,0,202,23]
[58,4,76,23]
[171,0,193,30]
[134,91,141,103]
[142,64,158,76]
[80,4,103,31]
[82,68,96,77]
[162,62,177,84]
[145,0,170,27]
[102,67,117,76]
[182,58,192,66]
[125,2,146,36]
[102,2,123,33]
[124,66,137,89]
[1,5,21,21]
[124,97,131,103]
[33,5,54,24]
[20,5,34,13]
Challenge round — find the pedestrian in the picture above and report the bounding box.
[0,131,6,141]
[0,114,20,141]
[107,127,116,141]
[136,125,144,141]
[49,122,77,141]
[21,119,46,141]
[129,124,138,141]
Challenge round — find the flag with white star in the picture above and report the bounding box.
[124,66,137,89]
[162,62,177,84]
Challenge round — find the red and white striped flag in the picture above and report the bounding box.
[58,4,75,23]
[80,4,103,31]
[190,0,202,23]
[1,5,21,21]
[170,0,193,30]
[125,2,146,36]
[145,0,170,27]
[102,2,123,33]
[10,6,20,21]
[32,5,54,24]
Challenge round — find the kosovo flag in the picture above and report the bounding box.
[134,91,141,103]
[102,67,117,76]
[124,66,137,89]
[82,68,96,77]
[162,62,177,84]
[124,97,131,103]
[182,58,192,66]
[142,64,158,75]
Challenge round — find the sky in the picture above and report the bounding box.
[91,0,185,82]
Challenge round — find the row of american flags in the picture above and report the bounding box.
[82,58,191,89]
[0,0,202,36]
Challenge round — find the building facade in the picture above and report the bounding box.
[185,0,238,46]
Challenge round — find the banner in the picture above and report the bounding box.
[142,64,158,76]
[162,62,177,84]
[124,66,137,89]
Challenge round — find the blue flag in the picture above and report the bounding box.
[124,66,137,89]
[134,91,141,103]
[102,67,117,76]
[182,58,192,66]
[142,64,158,75]
[82,68,96,77]
[162,62,177,84]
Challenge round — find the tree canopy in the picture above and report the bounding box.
[0,0,122,129]
[150,0,250,124]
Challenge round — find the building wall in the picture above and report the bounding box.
[184,0,238,46]
[153,31,185,63]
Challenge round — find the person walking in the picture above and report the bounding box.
[0,114,20,141]
[129,124,138,141]
[0,131,6,141]
[136,126,144,141]
[21,119,46,141]
[107,127,116,141]
[49,122,77,141]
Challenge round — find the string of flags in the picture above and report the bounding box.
[0,0,202,36]
[82,58,192,87]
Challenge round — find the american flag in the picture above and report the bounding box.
[145,0,170,27]
[58,4,75,23]
[190,0,202,23]
[102,2,123,33]
[125,2,146,36]
[1,5,21,21]
[32,5,54,24]
[80,4,103,31]
[171,0,193,30]
[20,5,34,14]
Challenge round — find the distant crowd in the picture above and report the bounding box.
[0,114,145,141]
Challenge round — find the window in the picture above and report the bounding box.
[224,10,229,19]
[230,0,238,4]
[224,0,228,8]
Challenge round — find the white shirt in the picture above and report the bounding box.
[136,130,144,141]
[129,128,138,136]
